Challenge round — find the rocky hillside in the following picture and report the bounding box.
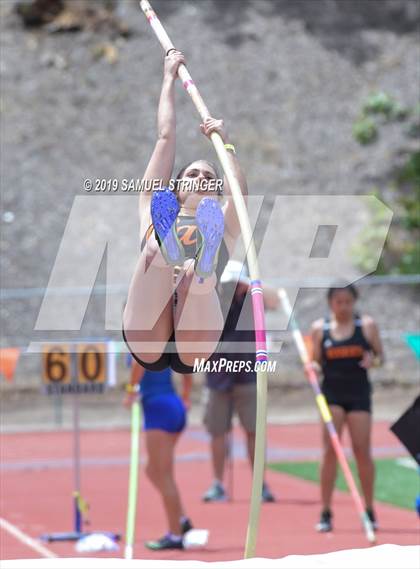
[1,0,419,386]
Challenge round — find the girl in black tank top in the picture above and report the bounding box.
[310,284,384,534]
[321,314,372,400]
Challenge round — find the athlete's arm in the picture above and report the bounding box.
[200,117,248,240]
[361,315,384,367]
[130,360,146,385]
[123,360,146,408]
[139,51,185,229]
[180,373,193,410]
[262,285,280,310]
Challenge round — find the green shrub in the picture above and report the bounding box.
[353,94,419,275]
[353,116,378,145]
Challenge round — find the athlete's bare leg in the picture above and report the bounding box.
[319,405,346,510]
[123,235,174,364]
[173,260,224,367]
[347,411,375,510]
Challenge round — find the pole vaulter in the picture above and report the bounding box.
[139,0,268,558]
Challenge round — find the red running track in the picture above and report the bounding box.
[1,422,418,561]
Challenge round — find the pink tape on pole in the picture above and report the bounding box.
[251,280,268,362]
[144,7,157,22]
[183,79,194,90]
[329,431,366,512]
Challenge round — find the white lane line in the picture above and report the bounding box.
[0,517,57,559]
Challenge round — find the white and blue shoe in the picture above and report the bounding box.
[195,198,224,280]
[151,188,185,266]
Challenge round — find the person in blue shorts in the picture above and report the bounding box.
[124,358,193,550]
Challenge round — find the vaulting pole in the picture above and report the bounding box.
[124,398,141,559]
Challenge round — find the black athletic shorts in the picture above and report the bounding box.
[122,328,195,374]
[323,391,372,413]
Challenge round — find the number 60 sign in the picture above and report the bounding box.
[42,343,109,394]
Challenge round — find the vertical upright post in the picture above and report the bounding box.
[125,397,141,559]
[72,390,82,534]
[53,391,63,428]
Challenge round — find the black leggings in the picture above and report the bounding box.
[122,328,195,374]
